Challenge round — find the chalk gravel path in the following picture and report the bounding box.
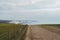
[25,25,60,40]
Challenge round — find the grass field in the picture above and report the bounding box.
[0,23,28,40]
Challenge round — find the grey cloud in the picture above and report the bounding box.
[32,0,56,8]
[0,0,59,21]
[16,0,56,10]
[0,0,56,11]
[0,0,32,11]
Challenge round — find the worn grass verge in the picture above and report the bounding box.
[38,24,60,34]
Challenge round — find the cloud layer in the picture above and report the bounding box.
[0,0,60,24]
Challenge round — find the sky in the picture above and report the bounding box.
[0,0,60,24]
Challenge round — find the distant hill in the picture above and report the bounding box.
[8,20,37,24]
[0,20,11,23]
[0,20,37,24]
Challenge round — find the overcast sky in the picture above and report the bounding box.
[0,0,60,24]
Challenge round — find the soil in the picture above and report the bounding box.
[25,25,60,40]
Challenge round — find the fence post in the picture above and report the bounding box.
[8,26,9,40]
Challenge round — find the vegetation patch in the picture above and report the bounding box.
[0,23,28,40]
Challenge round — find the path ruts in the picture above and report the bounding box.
[25,25,60,40]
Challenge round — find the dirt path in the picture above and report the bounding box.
[25,25,60,40]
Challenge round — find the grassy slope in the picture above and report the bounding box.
[0,24,20,35]
[0,23,28,40]
[0,23,21,40]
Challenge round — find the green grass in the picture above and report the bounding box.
[0,23,20,35]
[0,23,28,40]
[0,23,21,40]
